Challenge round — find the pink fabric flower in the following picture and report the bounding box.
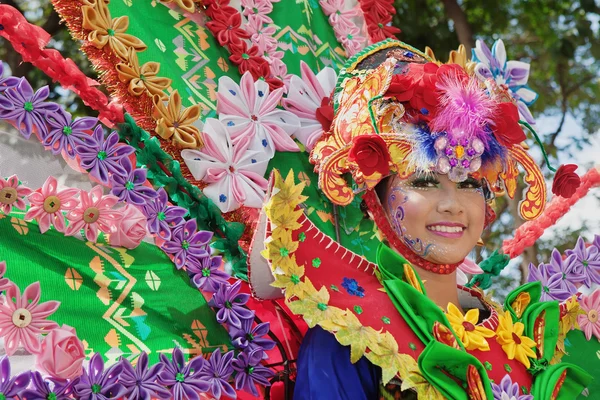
[0,262,13,292]
[0,282,60,355]
[37,324,85,380]
[320,0,367,56]
[65,186,121,242]
[217,71,300,157]
[246,16,278,55]
[0,175,32,215]
[109,204,147,249]
[25,176,79,233]
[242,0,274,24]
[578,290,600,341]
[320,0,360,28]
[283,61,337,150]
[182,118,269,213]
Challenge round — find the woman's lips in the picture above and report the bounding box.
[426,223,466,238]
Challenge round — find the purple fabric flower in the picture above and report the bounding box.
[546,248,580,295]
[110,157,157,206]
[0,356,31,398]
[157,348,209,400]
[162,219,212,269]
[232,349,274,397]
[120,352,171,400]
[527,263,573,302]
[142,188,187,240]
[208,280,254,329]
[20,371,72,400]
[491,374,533,400]
[565,237,600,287]
[0,63,20,93]
[72,353,126,400]
[188,255,230,293]
[197,349,236,399]
[44,107,98,158]
[228,317,275,354]
[76,126,135,185]
[0,78,60,139]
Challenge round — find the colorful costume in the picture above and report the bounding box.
[0,1,598,399]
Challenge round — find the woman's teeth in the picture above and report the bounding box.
[427,225,464,233]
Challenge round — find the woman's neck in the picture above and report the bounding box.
[416,267,463,312]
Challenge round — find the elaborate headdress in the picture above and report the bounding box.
[311,39,548,221]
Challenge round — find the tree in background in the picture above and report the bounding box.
[1,0,598,296]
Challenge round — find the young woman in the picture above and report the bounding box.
[251,40,596,399]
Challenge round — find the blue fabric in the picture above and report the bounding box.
[294,326,381,400]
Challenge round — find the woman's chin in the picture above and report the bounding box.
[425,251,470,266]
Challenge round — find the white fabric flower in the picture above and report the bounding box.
[217,71,300,157]
[182,118,269,213]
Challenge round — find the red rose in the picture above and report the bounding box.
[552,164,581,198]
[491,102,525,147]
[348,135,391,177]
[315,97,334,133]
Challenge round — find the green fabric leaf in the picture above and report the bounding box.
[522,301,560,366]
[530,363,592,399]
[418,341,494,400]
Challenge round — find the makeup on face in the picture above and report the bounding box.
[383,172,486,265]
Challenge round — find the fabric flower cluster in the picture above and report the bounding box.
[0,74,134,185]
[183,71,301,212]
[203,0,283,90]
[320,0,368,56]
[357,0,401,43]
[527,236,600,301]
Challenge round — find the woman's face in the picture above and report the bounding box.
[381,172,486,265]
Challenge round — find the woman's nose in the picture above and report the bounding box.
[436,188,465,215]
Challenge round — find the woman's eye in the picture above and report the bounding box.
[410,178,439,188]
[459,179,483,189]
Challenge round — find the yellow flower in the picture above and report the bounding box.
[445,303,495,351]
[495,312,537,368]
[116,48,172,100]
[82,3,147,60]
[261,229,298,266]
[152,90,203,149]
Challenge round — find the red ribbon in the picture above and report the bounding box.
[0,5,124,127]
